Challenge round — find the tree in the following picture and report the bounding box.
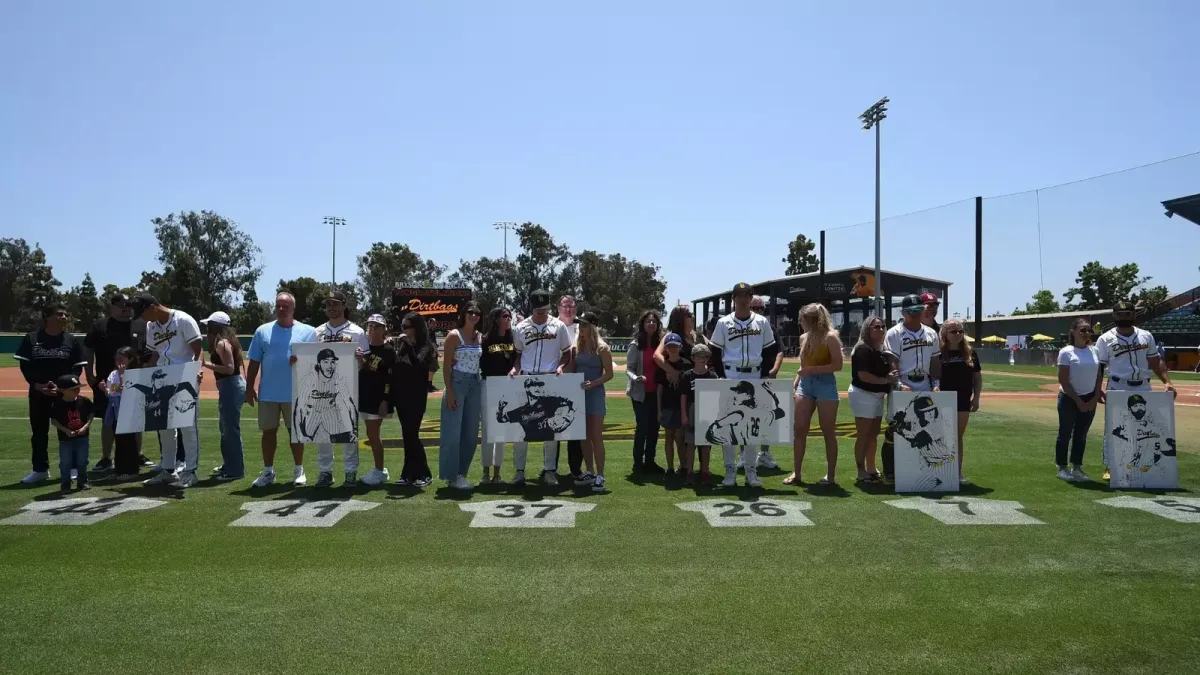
[577,250,667,334]
[447,257,520,314]
[0,238,61,331]
[1134,285,1170,312]
[64,273,105,329]
[782,234,819,276]
[1011,289,1062,316]
[148,211,263,318]
[1064,262,1162,311]
[514,223,578,302]
[355,242,445,313]
[276,276,326,326]
[229,287,272,333]
[101,283,139,300]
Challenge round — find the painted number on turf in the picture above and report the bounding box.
[1,497,166,526]
[676,499,813,527]
[886,497,1044,525]
[459,500,596,528]
[229,500,379,528]
[1097,496,1200,523]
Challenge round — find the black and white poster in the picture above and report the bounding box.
[291,343,359,444]
[484,374,585,443]
[693,378,792,445]
[1105,391,1177,489]
[115,362,201,434]
[890,391,959,493]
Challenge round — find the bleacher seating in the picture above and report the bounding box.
[1144,300,1200,335]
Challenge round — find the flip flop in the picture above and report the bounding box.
[782,473,802,485]
[818,477,835,486]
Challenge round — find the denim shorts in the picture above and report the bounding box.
[796,374,839,402]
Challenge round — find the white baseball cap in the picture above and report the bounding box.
[365,313,386,326]
[200,311,232,326]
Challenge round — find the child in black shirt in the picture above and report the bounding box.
[680,343,719,485]
[358,315,397,485]
[657,333,692,477]
[49,374,94,492]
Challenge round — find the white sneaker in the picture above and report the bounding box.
[455,476,474,490]
[745,470,763,488]
[70,469,79,481]
[592,475,607,492]
[575,471,596,487]
[360,468,387,486]
[1071,468,1091,483]
[757,451,778,469]
[541,471,558,487]
[511,470,526,485]
[722,468,738,488]
[20,471,49,484]
[252,468,276,487]
[171,471,197,488]
[292,466,307,486]
[1056,467,1075,482]
[143,470,174,486]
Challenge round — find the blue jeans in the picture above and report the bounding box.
[217,376,246,477]
[59,436,89,483]
[1056,391,1095,467]
[438,371,482,480]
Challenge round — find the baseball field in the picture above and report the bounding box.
[0,358,1198,674]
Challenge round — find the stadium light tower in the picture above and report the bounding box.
[859,96,888,317]
[323,216,346,286]
[493,221,519,259]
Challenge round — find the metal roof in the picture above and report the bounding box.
[1163,192,1200,226]
[980,308,1110,322]
[691,265,953,303]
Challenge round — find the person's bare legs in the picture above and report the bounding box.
[588,414,606,477]
[957,411,970,481]
[101,424,115,461]
[290,442,304,465]
[366,419,385,470]
[664,429,676,472]
[817,399,839,482]
[854,417,873,480]
[787,397,816,483]
[698,446,711,476]
[865,417,881,475]
[262,428,278,466]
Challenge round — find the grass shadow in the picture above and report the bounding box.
[112,485,186,501]
[229,483,304,498]
[956,483,996,496]
[381,483,424,500]
[803,483,853,498]
[853,480,894,495]
[432,486,474,502]
[1069,480,1191,495]
[0,481,47,491]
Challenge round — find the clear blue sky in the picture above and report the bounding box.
[3,1,1198,321]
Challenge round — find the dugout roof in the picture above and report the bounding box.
[1163,192,1200,227]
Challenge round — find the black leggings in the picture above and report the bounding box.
[632,398,659,465]
[396,397,431,482]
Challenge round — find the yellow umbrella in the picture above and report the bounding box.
[965,334,975,343]
[1030,333,1054,341]
[981,335,1006,344]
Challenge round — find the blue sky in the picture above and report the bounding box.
[3,1,1198,321]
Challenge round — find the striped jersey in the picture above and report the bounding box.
[315,320,369,352]
[710,312,775,370]
[513,315,573,374]
[1095,327,1157,382]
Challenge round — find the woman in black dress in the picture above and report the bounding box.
[390,312,439,487]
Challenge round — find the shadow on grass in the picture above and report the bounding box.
[381,483,424,500]
[228,483,305,499]
[1068,481,1191,495]
[802,482,853,498]
[112,485,187,501]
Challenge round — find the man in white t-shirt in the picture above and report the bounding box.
[554,295,586,482]
[1095,300,1176,477]
[132,293,205,488]
[880,294,942,484]
[313,291,371,488]
[510,289,573,486]
[708,282,778,488]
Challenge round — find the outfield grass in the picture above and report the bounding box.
[0,353,16,368]
[983,361,1200,382]
[0,391,1197,675]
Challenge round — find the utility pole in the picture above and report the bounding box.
[323,217,346,287]
[859,96,889,317]
[493,221,519,260]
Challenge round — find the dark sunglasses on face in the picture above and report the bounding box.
[500,314,512,319]
[466,310,481,316]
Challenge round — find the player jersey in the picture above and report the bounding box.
[315,320,370,352]
[147,310,201,366]
[710,312,774,371]
[1096,327,1157,383]
[884,323,940,389]
[513,315,573,374]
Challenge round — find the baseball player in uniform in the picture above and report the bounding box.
[880,294,942,484]
[1096,300,1176,479]
[312,291,370,487]
[510,289,574,486]
[708,282,779,487]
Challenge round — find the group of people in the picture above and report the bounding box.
[12,281,1181,493]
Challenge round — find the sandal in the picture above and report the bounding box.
[782,473,802,485]
[818,477,835,486]
[865,471,882,483]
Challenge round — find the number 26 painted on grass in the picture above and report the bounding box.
[714,502,786,517]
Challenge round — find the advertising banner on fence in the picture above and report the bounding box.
[389,287,473,333]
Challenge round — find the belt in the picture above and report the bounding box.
[727,366,754,373]
[1111,376,1144,386]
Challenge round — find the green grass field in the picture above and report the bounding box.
[0,382,1197,675]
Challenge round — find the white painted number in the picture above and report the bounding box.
[459,500,596,528]
[229,499,378,527]
[1,497,166,526]
[1097,496,1200,523]
[676,499,813,527]
[886,497,1044,525]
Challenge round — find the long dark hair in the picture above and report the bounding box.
[207,322,244,372]
[114,346,140,369]
[404,311,431,349]
[457,300,482,329]
[666,305,695,345]
[634,310,664,348]
[1070,317,1093,348]
[484,307,512,340]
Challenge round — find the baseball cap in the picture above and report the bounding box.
[913,394,937,413]
[732,381,756,396]
[664,332,683,346]
[529,289,551,310]
[54,374,81,390]
[901,294,924,314]
[920,292,939,305]
[578,311,599,326]
[1128,394,1147,406]
[200,311,231,326]
[317,348,339,361]
[327,291,348,304]
[1112,300,1136,313]
[732,282,753,296]
[109,292,130,305]
[365,313,386,327]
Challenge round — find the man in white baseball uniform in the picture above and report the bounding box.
[748,295,784,470]
[313,291,370,487]
[1095,299,1176,479]
[510,289,574,486]
[708,282,779,488]
[880,294,942,484]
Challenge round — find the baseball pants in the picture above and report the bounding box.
[721,369,761,473]
[1101,378,1151,468]
[158,419,199,474]
[481,443,505,468]
[317,444,360,475]
[511,442,557,474]
[27,390,54,474]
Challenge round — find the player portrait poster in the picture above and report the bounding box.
[115,362,201,434]
[291,343,359,445]
[890,391,959,493]
[693,379,792,446]
[484,374,585,443]
[1105,391,1177,489]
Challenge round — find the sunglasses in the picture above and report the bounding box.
[500,314,512,319]
[947,329,963,335]
[466,310,481,317]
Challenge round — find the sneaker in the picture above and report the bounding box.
[21,471,49,484]
[1102,469,1111,481]
[745,470,763,488]
[1072,468,1091,483]
[511,470,526,486]
[665,468,676,478]
[210,464,224,475]
[592,475,607,492]
[360,468,388,486]
[541,471,558,487]
[758,450,779,469]
[1057,467,1075,482]
[148,463,162,473]
[251,468,276,487]
[60,482,73,494]
[491,474,506,485]
[70,469,78,481]
[77,481,91,491]
[644,462,665,475]
[479,474,493,485]
[413,477,432,488]
[292,466,308,486]
[575,471,596,487]
[721,469,737,488]
[212,471,242,482]
[171,471,198,488]
[93,457,113,472]
[143,470,174,486]
[394,476,410,486]
[139,454,155,467]
[454,476,474,490]
[314,472,334,488]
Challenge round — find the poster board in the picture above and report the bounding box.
[1105,391,1177,489]
[115,362,201,434]
[693,378,793,445]
[890,391,959,493]
[291,342,359,444]
[484,374,586,443]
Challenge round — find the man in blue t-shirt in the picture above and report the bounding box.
[245,292,317,487]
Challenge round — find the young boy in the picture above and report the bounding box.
[681,343,719,485]
[50,374,94,493]
[657,333,691,477]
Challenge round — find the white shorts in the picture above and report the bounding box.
[847,385,885,419]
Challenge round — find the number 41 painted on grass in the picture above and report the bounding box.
[229,500,379,527]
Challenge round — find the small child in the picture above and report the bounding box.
[50,374,94,493]
[657,333,692,478]
[102,347,141,480]
[680,343,719,485]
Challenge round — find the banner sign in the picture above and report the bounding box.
[390,287,472,332]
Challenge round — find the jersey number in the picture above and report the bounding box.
[494,504,562,519]
[714,502,785,517]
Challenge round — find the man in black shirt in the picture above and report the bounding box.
[83,293,147,470]
[14,303,86,483]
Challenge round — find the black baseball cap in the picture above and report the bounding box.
[109,292,130,305]
[317,348,339,361]
[731,381,756,396]
[529,289,551,310]
[901,294,924,314]
[1128,394,1147,406]
[328,291,348,304]
[732,282,753,296]
[913,394,937,412]
[1112,300,1136,313]
[130,293,157,318]
[578,311,600,326]
[54,374,81,390]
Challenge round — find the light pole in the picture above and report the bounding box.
[493,221,518,259]
[323,216,346,286]
[859,96,888,317]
